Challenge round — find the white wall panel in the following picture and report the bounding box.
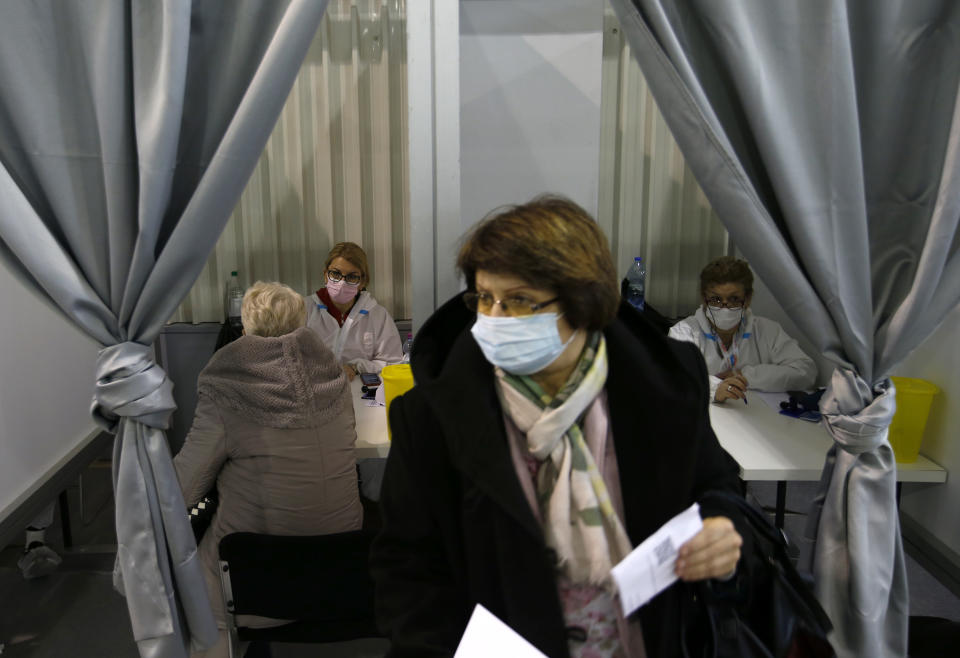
[897,303,960,560]
[460,0,604,234]
[0,257,99,526]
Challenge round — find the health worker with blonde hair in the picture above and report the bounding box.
[305,241,404,380]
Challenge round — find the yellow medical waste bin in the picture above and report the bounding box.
[888,376,939,463]
[381,364,415,440]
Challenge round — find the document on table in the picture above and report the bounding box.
[610,503,703,617]
[454,604,547,658]
[754,390,788,411]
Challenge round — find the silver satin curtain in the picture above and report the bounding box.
[607,1,960,656]
[0,1,328,656]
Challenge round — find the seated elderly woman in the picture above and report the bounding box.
[668,257,817,404]
[371,196,751,657]
[174,281,362,658]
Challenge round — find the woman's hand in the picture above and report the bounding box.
[675,516,742,581]
[714,372,747,402]
[343,364,357,381]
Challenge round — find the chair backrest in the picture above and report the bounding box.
[218,529,377,623]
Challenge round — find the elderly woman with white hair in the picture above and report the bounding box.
[174,281,363,657]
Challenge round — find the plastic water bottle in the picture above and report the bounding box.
[225,271,244,326]
[402,333,414,357]
[625,257,646,311]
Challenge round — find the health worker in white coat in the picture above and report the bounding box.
[668,256,817,403]
[305,242,403,379]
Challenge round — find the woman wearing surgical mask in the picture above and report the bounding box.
[371,196,751,657]
[304,242,403,380]
[668,257,817,403]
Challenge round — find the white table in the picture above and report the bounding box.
[349,380,947,525]
[352,378,391,459]
[709,395,946,527]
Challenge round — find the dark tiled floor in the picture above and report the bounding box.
[0,568,137,658]
[1,471,957,657]
[0,461,388,658]
[0,558,387,658]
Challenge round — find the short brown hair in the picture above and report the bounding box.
[457,195,619,331]
[325,242,370,288]
[241,281,306,337]
[699,257,754,297]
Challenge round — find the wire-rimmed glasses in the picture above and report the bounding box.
[463,291,559,317]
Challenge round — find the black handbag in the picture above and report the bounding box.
[681,491,835,658]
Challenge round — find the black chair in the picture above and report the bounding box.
[218,529,382,658]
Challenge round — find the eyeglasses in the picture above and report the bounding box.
[327,268,362,285]
[704,295,745,309]
[463,291,559,317]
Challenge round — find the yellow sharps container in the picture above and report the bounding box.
[888,376,939,463]
[381,364,415,440]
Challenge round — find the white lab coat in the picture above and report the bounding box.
[668,307,817,401]
[304,290,404,374]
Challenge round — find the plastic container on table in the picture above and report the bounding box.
[225,270,244,328]
[625,257,646,311]
[888,376,939,463]
[381,363,415,440]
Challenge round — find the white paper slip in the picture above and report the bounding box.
[755,390,789,411]
[610,502,703,617]
[454,604,548,658]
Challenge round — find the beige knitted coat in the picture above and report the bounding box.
[174,326,363,628]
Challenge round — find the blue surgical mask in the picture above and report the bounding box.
[470,312,575,375]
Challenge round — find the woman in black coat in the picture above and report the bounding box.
[371,196,750,657]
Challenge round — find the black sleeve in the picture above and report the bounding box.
[681,340,755,578]
[370,394,469,658]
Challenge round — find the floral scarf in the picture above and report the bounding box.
[495,333,632,585]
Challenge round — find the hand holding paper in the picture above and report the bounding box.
[674,516,741,582]
[453,505,738,653]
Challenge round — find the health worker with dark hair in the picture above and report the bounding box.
[668,257,817,404]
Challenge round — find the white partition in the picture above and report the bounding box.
[460,0,604,225]
[0,257,100,526]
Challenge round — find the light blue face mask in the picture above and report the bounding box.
[470,312,575,375]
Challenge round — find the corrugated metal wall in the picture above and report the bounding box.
[597,7,730,320]
[170,0,409,323]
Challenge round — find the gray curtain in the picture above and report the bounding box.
[607,1,960,656]
[0,1,328,656]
